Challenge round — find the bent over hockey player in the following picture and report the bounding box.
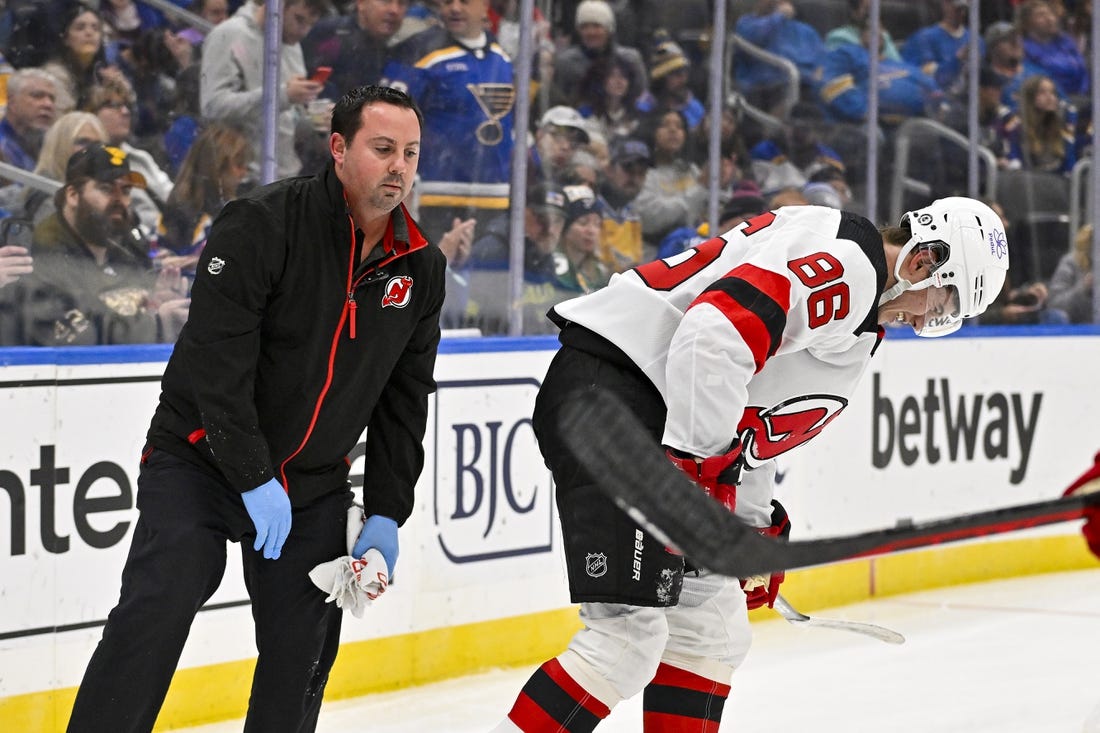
[492,197,1009,732]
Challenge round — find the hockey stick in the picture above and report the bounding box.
[557,388,1100,578]
[772,594,906,644]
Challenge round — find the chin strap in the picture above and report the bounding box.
[881,232,948,307]
[878,278,911,306]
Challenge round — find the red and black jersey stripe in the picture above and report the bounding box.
[691,263,791,373]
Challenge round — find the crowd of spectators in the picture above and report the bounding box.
[0,0,1096,345]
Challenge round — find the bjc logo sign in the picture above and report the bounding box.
[432,379,554,563]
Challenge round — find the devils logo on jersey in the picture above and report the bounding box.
[737,395,849,468]
[381,276,414,308]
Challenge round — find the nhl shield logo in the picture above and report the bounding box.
[381,275,413,308]
[585,552,607,578]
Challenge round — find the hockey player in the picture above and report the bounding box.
[491,197,1009,732]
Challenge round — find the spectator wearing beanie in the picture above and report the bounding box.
[636,32,706,130]
[553,183,611,293]
[551,0,648,109]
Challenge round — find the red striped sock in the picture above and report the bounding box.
[642,662,731,732]
[507,658,612,732]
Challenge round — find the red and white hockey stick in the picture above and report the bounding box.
[558,388,1100,578]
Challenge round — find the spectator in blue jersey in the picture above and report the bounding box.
[551,0,647,110]
[998,73,1079,174]
[0,69,59,176]
[824,0,903,61]
[1018,0,1089,100]
[636,32,705,132]
[819,21,943,126]
[302,0,410,100]
[733,0,826,118]
[901,0,978,93]
[749,101,845,197]
[595,137,649,270]
[382,0,515,238]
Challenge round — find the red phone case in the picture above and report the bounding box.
[311,67,332,84]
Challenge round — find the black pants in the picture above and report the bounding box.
[67,451,351,733]
[533,345,684,607]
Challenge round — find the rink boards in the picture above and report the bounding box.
[1,329,1098,731]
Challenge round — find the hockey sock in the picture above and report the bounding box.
[642,662,731,732]
[506,657,612,732]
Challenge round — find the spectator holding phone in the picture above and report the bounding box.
[0,243,34,345]
[302,0,410,98]
[201,0,328,181]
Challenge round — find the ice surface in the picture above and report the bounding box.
[185,568,1100,732]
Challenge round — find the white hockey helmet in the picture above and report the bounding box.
[879,196,1010,337]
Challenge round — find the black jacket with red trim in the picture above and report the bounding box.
[146,162,446,522]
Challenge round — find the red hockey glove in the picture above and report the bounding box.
[1064,451,1100,560]
[665,441,745,512]
[741,500,791,610]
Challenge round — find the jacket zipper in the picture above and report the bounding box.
[348,294,357,339]
[278,212,359,489]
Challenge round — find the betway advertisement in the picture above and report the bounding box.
[1,332,1098,700]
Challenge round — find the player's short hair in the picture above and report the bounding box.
[331,85,423,143]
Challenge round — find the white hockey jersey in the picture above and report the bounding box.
[552,205,888,526]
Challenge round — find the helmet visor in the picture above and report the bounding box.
[914,239,951,278]
[916,285,962,337]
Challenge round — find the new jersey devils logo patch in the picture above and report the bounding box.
[381,275,413,308]
[738,395,848,467]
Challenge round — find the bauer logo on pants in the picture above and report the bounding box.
[382,276,413,308]
[585,552,607,578]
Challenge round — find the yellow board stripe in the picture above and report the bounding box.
[418,194,511,209]
[3,535,1093,731]
[0,608,582,732]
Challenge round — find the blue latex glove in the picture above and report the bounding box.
[241,478,292,560]
[352,515,399,576]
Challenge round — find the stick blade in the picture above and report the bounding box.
[773,595,906,645]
